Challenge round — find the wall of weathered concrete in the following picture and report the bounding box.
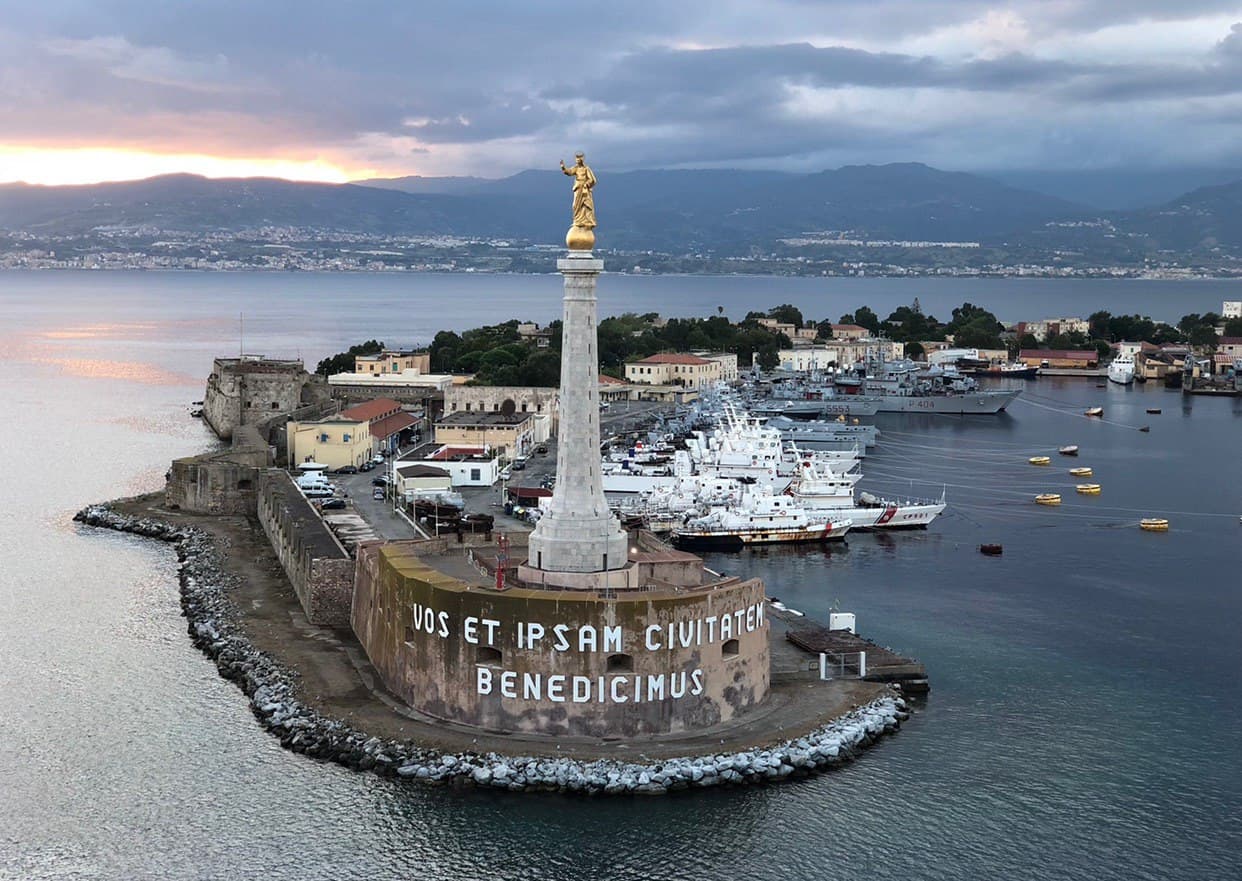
[165,426,271,515]
[445,386,559,432]
[257,470,354,626]
[352,540,770,737]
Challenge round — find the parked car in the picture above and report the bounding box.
[535,444,549,455]
[360,461,375,472]
[371,477,387,487]
[320,498,347,510]
[303,487,334,499]
[372,487,386,500]
[510,460,526,471]
[499,467,512,481]
[334,465,358,474]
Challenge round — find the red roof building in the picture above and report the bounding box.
[339,398,403,423]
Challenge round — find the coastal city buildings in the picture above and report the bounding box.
[354,349,431,374]
[433,410,537,459]
[1017,349,1100,369]
[624,352,735,389]
[444,385,559,433]
[778,339,905,371]
[286,416,373,470]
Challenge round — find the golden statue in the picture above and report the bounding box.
[560,152,596,250]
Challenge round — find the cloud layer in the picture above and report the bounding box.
[1,1,1241,181]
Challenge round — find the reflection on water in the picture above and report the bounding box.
[1,274,1239,881]
[31,355,198,385]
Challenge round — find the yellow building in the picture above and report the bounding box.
[287,417,373,470]
[433,411,535,459]
[625,353,725,389]
[354,350,431,375]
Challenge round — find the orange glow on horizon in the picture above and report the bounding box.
[0,146,382,185]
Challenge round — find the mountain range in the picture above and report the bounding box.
[1,163,1240,259]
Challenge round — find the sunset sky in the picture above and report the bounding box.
[2,1,1241,185]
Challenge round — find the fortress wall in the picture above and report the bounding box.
[256,470,353,626]
[165,426,271,515]
[445,386,559,431]
[352,541,769,738]
[202,358,308,442]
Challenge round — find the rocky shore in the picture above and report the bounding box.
[74,502,910,795]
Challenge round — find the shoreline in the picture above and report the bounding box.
[73,499,911,796]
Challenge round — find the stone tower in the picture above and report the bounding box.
[524,250,629,580]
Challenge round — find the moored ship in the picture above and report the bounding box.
[672,490,851,549]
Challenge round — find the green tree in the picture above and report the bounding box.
[1225,317,1242,337]
[315,339,384,376]
[767,304,804,327]
[883,304,943,343]
[905,341,925,359]
[1188,323,1219,351]
[846,306,880,333]
[1088,310,1112,339]
[756,346,780,370]
[428,330,461,373]
[815,319,835,340]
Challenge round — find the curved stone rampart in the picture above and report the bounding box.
[72,503,908,794]
[353,541,770,737]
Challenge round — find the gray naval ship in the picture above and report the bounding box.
[760,358,1022,415]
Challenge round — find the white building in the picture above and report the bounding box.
[329,369,454,394]
[778,339,904,372]
[1224,301,1242,319]
[396,445,501,487]
[695,352,740,383]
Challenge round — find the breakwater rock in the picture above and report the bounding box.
[74,502,911,795]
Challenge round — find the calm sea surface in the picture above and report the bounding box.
[1,271,1239,881]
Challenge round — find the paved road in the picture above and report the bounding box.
[334,465,422,540]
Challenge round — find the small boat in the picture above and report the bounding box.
[1085,407,1103,417]
[1139,518,1169,532]
[1028,456,1051,466]
[1069,467,1093,477]
[979,543,1003,556]
[1035,493,1062,506]
[1075,483,1101,495]
[1146,408,1162,415]
[1058,445,1079,456]
[1139,426,1151,433]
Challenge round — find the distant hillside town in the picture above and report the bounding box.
[2,163,1240,276]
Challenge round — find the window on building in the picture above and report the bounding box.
[722,639,740,658]
[470,468,481,481]
[271,401,280,409]
[343,433,351,442]
[476,645,502,666]
[606,653,634,672]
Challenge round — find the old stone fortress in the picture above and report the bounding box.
[162,156,914,753]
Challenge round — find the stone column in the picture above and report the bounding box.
[526,251,629,574]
